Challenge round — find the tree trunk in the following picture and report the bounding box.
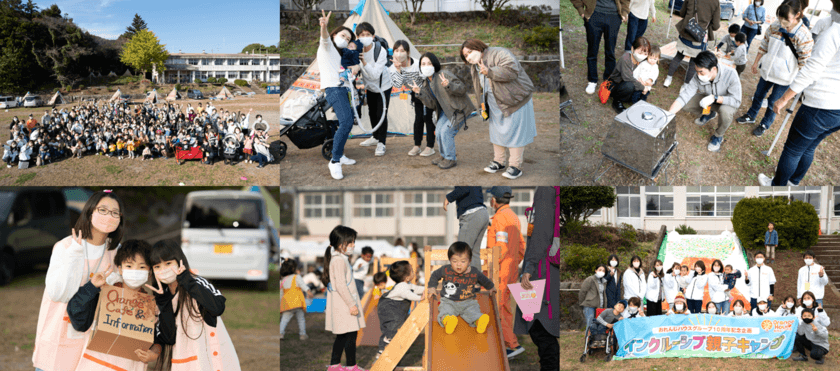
[303,8,310,28]
[410,12,416,27]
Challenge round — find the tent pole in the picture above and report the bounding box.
[559,18,565,70]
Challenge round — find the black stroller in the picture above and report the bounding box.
[278,95,338,162]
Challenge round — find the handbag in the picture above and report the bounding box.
[280,276,307,313]
[598,80,613,104]
[751,4,763,35]
[684,0,707,42]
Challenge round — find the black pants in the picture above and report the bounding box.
[611,81,649,104]
[330,331,357,366]
[412,92,435,147]
[667,52,697,83]
[646,300,663,316]
[368,88,391,144]
[794,333,829,360]
[687,299,703,314]
[528,320,559,371]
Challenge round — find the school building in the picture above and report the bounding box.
[162,51,281,84]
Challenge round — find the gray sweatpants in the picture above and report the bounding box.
[437,297,483,328]
[458,207,490,269]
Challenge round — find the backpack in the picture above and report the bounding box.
[372,37,393,86]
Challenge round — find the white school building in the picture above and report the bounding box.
[162,51,281,84]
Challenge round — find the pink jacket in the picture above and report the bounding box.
[325,250,365,334]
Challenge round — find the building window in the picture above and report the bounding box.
[201,59,209,66]
[509,189,533,216]
[686,186,744,217]
[269,59,279,66]
[617,186,641,218]
[228,71,238,79]
[834,187,840,216]
[645,186,674,217]
[214,59,224,65]
[403,191,445,217]
[759,186,822,214]
[589,208,602,217]
[253,59,262,65]
[353,193,394,218]
[240,59,250,66]
[200,71,208,80]
[303,193,342,218]
[188,59,199,65]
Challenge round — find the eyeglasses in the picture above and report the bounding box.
[95,207,121,218]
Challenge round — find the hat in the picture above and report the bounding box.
[674,292,687,304]
[617,300,628,308]
[487,186,513,199]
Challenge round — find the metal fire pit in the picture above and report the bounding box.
[599,101,677,181]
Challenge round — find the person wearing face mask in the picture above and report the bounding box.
[460,39,536,180]
[706,301,720,314]
[606,36,655,113]
[685,261,708,313]
[354,23,393,157]
[736,0,813,138]
[663,263,681,311]
[605,254,623,308]
[570,0,630,95]
[622,296,646,319]
[667,51,742,152]
[707,259,728,314]
[34,191,125,371]
[388,40,435,158]
[797,251,829,307]
[667,292,691,315]
[751,299,772,315]
[775,295,798,316]
[796,291,831,328]
[662,0,721,87]
[645,259,665,316]
[579,265,610,335]
[741,0,766,49]
[793,308,830,364]
[728,299,747,316]
[67,240,175,370]
[317,10,360,180]
[744,251,776,312]
[622,255,646,302]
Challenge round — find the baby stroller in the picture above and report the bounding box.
[278,94,338,162]
[222,134,240,165]
[580,308,618,363]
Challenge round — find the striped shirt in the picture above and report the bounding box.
[759,20,813,68]
[389,57,423,90]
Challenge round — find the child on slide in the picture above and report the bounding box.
[376,261,425,359]
[426,242,496,335]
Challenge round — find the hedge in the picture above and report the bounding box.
[732,197,819,252]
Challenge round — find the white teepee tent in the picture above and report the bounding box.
[279,0,421,136]
[48,91,66,105]
[166,87,182,101]
[216,86,234,99]
[144,89,159,104]
[109,89,122,103]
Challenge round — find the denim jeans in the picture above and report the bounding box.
[624,12,649,52]
[585,11,622,83]
[746,77,789,128]
[743,26,759,49]
[435,113,463,161]
[250,153,268,166]
[772,105,840,185]
[325,87,355,162]
[722,299,731,314]
[583,306,597,333]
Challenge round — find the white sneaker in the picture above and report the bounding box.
[408,146,421,156]
[585,82,597,95]
[663,76,673,87]
[328,161,343,180]
[375,143,386,156]
[758,173,773,186]
[419,147,435,157]
[360,137,378,147]
[339,155,356,165]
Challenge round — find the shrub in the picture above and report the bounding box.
[260,83,269,89]
[524,25,560,51]
[675,224,697,234]
[207,77,217,84]
[565,244,610,274]
[78,84,85,91]
[732,197,819,251]
[619,223,637,243]
[217,78,228,85]
[194,78,202,84]
[492,5,550,28]
[234,79,248,87]
[175,83,181,91]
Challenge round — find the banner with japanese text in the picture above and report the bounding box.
[613,313,798,360]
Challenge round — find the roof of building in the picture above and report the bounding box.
[169,52,280,58]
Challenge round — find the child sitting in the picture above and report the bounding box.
[339,39,364,88]
[426,242,496,335]
[776,295,798,316]
[729,299,748,317]
[371,272,388,300]
[716,24,741,54]
[622,296,646,319]
[592,300,625,347]
[667,292,691,315]
[751,299,772,316]
[376,261,425,359]
[731,33,748,76]
[677,265,690,293]
[142,145,152,160]
[280,259,310,340]
[706,301,720,315]
[633,45,661,97]
[793,308,830,364]
[722,264,741,314]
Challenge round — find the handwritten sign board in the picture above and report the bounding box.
[87,284,157,361]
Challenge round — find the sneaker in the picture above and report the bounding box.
[326,365,345,371]
[506,346,525,359]
[503,166,523,179]
[257,164,265,168]
[344,366,368,371]
[663,76,673,87]
[375,143,386,156]
[408,146,421,156]
[484,161,506,173]
[443,315,458,334]
[476,314,490,334]
[611,99,625,114]
[815,358,824,365]
[339,155,356,165]
[736,114,755,125]
[438,159,457,169]
[707,135,724,152]
[279,333,284,340]
[328,161,343,180]
[360,137,378,147]
[695,111,717,126]
[431,157,444,166]
[752,124,768,137]
[300,334,308,340]
[585,82,597,95]
[758,173,773,186]
[793,355,808,362]
[419,147,435,157]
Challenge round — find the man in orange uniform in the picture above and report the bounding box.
[486,186,526,359]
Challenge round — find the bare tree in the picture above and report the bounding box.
[399,0,426,26]
[475,0,512,19]
[291,0,325,28]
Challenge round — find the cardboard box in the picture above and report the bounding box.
[86,284,158,361]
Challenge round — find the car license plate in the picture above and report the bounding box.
[214,244,233,254]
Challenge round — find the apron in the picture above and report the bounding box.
[169,293,241,371]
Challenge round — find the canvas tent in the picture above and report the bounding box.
[109,89,122,103]
[48,91,66,105]
[108,71,117,77]
[216,86,234,99]
[144,89,159,104]
[166,87,182,101]
[122,69,133,77]
[279,0,421,136]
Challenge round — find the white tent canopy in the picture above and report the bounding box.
[109,89,122,102]
[144,89,159,104]
[279,0,421,136]
[216,86,234,99]
[48,91,66,105]
[166,87,182,101]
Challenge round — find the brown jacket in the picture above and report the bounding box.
[607,51,645,91]
[675,0,721,43]
[579,274,608,308]
[570,0,630,20]
[416,69,476,126]
[469,47,535,117]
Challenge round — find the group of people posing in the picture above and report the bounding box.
[316,10,538,180]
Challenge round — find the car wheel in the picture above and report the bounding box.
[0,249,15,286]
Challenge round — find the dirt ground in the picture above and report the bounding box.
[279,92,560,186]
[0,269,280,371]
[0,95,281,186]
[559,3,840,185]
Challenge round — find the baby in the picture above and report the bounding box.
[633,46,660,94]
[339,39,364,88]
[427,242,496,335]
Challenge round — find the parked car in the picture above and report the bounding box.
[181,190,275,290]
[23,95,43,108]
[187,89,204,100]
[0,188,72,286]
[0,96,19,109]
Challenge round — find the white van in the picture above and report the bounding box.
[0,96,18,109]
[181,190,273,289]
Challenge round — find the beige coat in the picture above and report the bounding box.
[469,47,535,118]
[325,250,365,334]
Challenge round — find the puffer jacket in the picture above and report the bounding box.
[469,47,536,117]
[416,69,476,125]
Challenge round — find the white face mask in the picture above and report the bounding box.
[393,52,407,62]
[121,269,149,289]
[359,36,373,47]
[343,245,354,256]
[697,73,711,83]
[675,304,684,311]
[91,211,119,234]
[804,259,813,266]
[155,267,177,284]
[466,50,482,65]
[734,307,743,314]
[420,66,435,77]
[610,261,618,267]
[708,307,716,313]
[595,271,605,278]
[803,300,813,307]
[655,266,662,272]
[786,302,794,308]
[758,304,767,311]
[633,52,646,62]
[756,258,764,265]
[633,262,640,269]
[333,36,349,49]
[628,307,638,314]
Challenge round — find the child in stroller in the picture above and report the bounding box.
[581,300,625,362]
[222,134,239,165]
